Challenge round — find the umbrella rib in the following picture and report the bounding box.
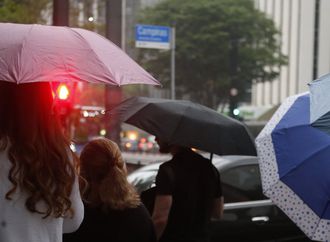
[69,27,118,85]
[273,123,311,132]
[310,209,329,240]
[17,24,35,84]
[167,105,189,144]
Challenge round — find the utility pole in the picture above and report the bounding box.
[171,26,176,100]
[229,37,239,119]
[105,0,123,146]
[53,0,69,26]
[53,0,73,138]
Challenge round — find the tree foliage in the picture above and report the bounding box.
[138,0,286,108]
[0,0,51,23]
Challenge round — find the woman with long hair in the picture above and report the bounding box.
[63,138,156,242]
[0,82,84,242]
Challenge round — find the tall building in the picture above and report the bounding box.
[252,0,330,106]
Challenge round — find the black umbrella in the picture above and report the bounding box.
[109,97,256,156]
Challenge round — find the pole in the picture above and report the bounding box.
[171,27,176,100]
[105,0,123,146]
[53,0,69,26]
[229,37,239,118]
[53,0,71,137]
[121,0,126,51]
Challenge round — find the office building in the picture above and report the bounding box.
[252,0,330,106]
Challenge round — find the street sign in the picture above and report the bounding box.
[135,24,171,50]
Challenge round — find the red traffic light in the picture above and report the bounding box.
[57,83,70,100]
[51,82,76,102]
[50,82,76,116]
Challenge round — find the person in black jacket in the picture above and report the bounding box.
[152,137,224,242]
[63,138,156,242]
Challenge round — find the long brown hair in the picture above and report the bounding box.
[0,81,77,218]
[80,138,140,210]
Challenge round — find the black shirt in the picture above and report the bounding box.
[63,203,156,242]
[156,149,222,242]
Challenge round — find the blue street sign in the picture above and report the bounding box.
[135,24,171,50]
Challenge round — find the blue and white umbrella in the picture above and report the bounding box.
[256,74,330,241]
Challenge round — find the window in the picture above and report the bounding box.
[221,165,266,203]
[129,171,157,193]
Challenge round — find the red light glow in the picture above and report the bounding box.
[57,84,70,100]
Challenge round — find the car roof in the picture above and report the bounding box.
[131,162,162,173]
[128,154,259,175]
[212,155,258,171]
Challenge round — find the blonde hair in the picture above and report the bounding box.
[80,138,140,210]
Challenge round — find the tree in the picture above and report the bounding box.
[0,0,51,23]
[138,0,286,110]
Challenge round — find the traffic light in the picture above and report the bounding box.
[52,82,75,116]
[51,81,76,136]
[57,83,70,100]
[229,88,239,119]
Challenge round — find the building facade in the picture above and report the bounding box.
[252,0,330,106]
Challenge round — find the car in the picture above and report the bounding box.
[127,155,311,242]
[121,137,139,152]
[137,136,159,153]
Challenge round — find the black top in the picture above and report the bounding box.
[63,203,156,242]
[156,149,222,242]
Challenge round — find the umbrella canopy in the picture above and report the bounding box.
[0,23,160,86]
[256,84,330,240]
[109,96,257,156]
[310,73,330,135]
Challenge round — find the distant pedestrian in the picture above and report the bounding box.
[0,82,84,242]
[152,137,224,242]
[63,138,156,242]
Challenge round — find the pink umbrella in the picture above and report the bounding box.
[0,23,160,86]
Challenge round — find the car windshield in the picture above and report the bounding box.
[128,170,157,194]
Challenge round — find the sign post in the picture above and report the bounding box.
[170,27,175,100]
[135,24,175,99]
